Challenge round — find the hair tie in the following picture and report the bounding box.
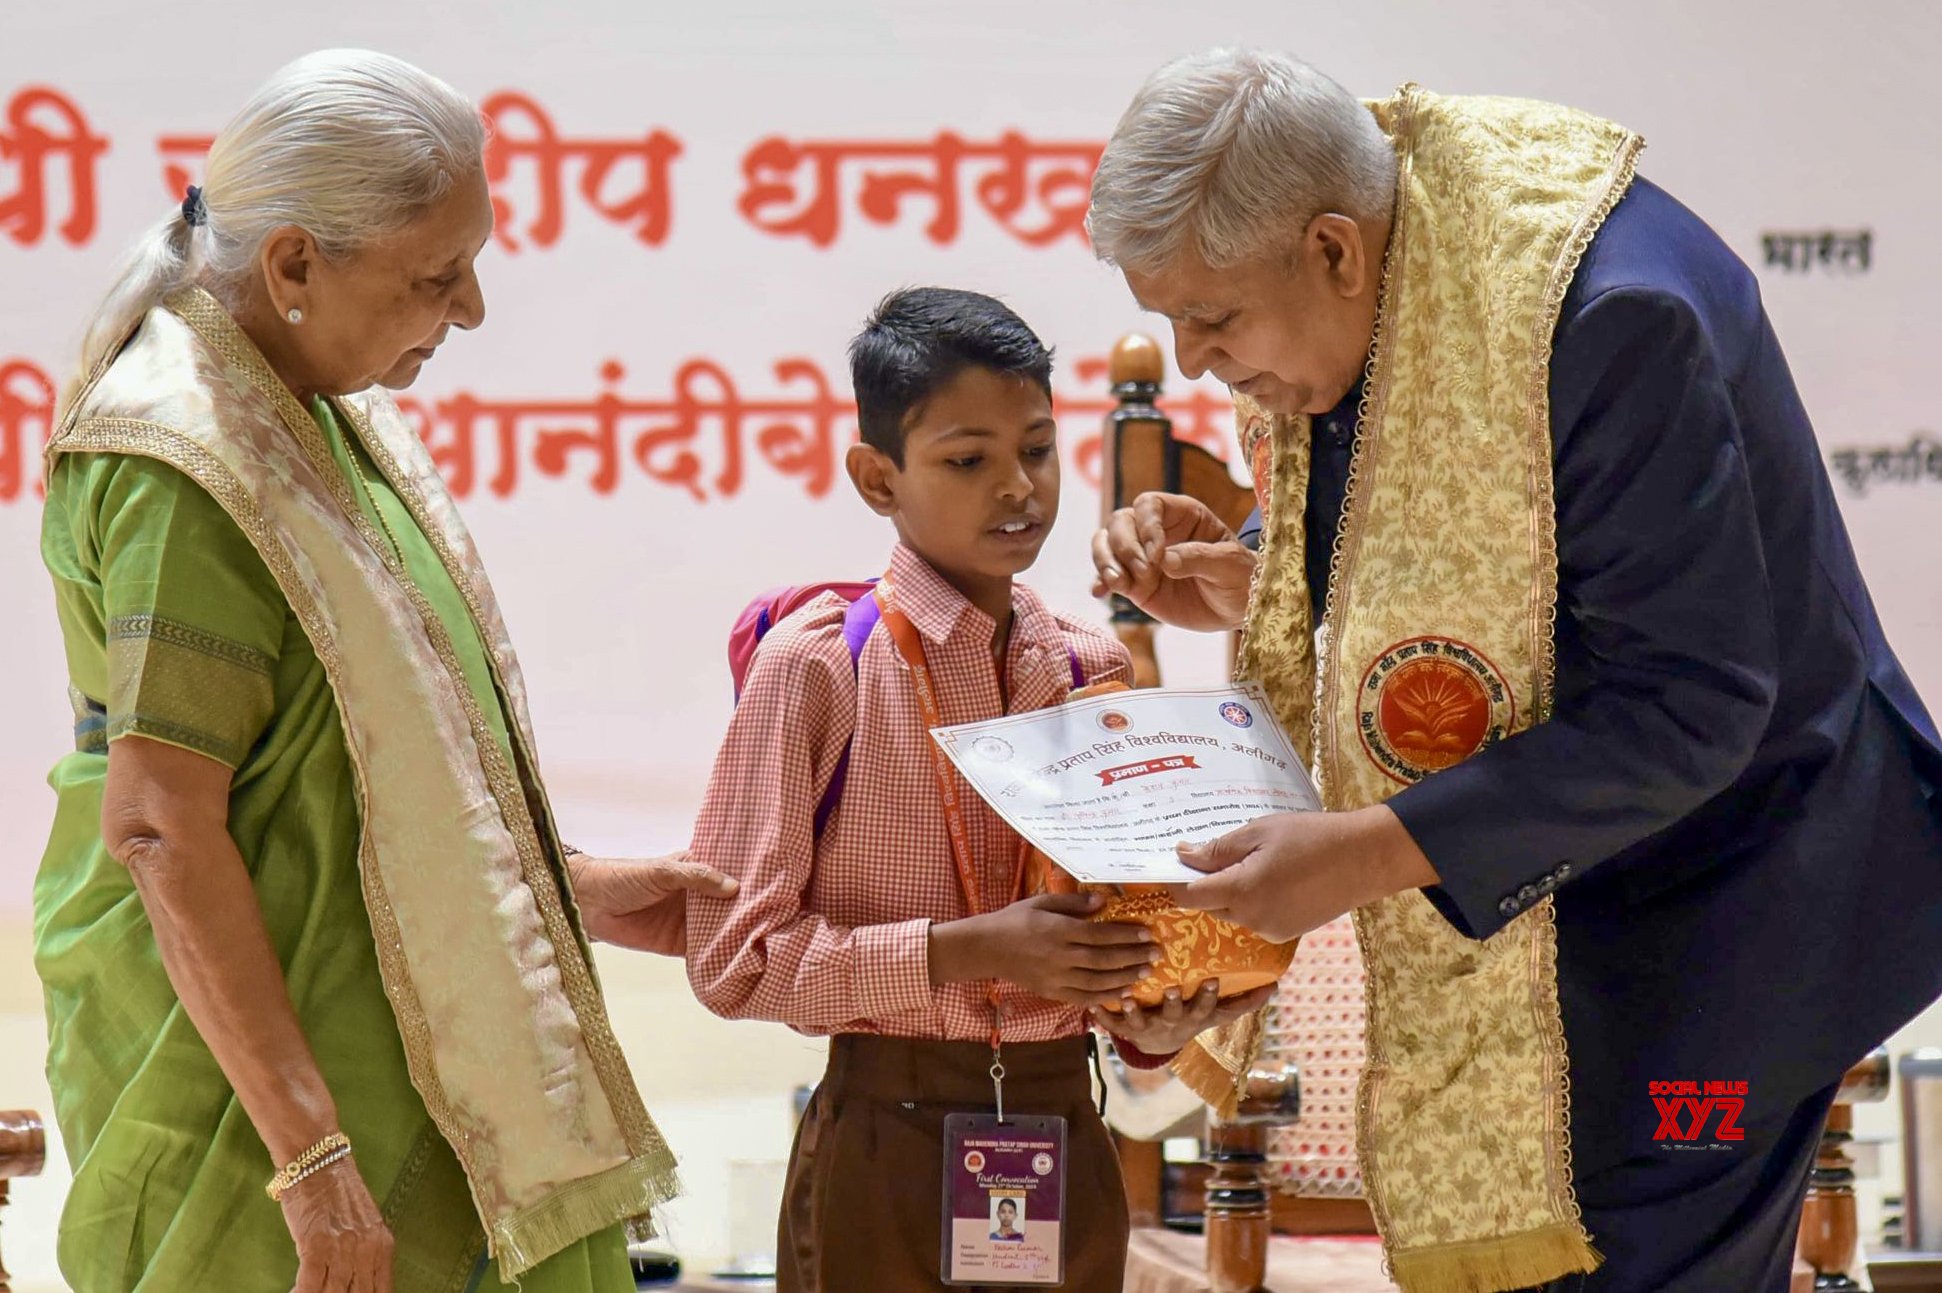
[180,185,208,228]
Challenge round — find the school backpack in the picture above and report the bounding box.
[727,580,1083,836]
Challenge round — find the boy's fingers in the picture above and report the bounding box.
[1068,965,1152,992]
[1028,892,1105,917]
[1069,918,1153,945]
[1072,942,1158,972]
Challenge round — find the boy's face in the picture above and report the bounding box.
[849,365,1061,600]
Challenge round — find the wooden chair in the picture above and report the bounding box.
[0,1110,45,1293]
[1096,333,1254,688]
[1799,1050,1892,1290]
[1097,335,1377,1293]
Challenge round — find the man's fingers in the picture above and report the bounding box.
[1131,492,1175,560]
[1090,527,1124,594]
[1216,984,1278,1019]
[1161,540,1254,584]
[1177,823,1259,875]
[1173,868,1240,914]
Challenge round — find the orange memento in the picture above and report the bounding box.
[1025,682,1297,1009]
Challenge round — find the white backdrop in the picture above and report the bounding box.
[3,1,1940,1282]
[3,1,1938,907]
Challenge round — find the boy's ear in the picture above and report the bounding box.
[846,443,900,518]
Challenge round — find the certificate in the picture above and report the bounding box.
[932,684,1320,884]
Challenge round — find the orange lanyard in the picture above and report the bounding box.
[875,575,1029,1099]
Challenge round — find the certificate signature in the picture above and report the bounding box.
[932,684,1320,884]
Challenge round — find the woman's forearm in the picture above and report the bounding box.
[104,737,340,1168]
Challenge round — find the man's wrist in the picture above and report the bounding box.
[1365,805,1440,894]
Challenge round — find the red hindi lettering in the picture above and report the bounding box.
[366,355,1222,505]
[1,88,109,247]
[970,133,1099,247]
[156,133,214,200]
[630,358,750,501]
[738,133,1103,249]
[483,91,568,249]
[0,359,57,500]
[751,359,845,498]
[856,134,964,245]
[738,137,845,247]
[533,361,625,494]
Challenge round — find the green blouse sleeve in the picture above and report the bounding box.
[53,453,289,768]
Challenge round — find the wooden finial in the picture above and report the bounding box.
[1109,333,1165,387]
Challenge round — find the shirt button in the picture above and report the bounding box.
[1517,884,1539,906]
[1498,897,1521,920]
[1555,862,1574,879]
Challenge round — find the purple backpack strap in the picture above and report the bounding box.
[812,592,882,836]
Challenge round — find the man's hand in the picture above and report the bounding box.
[1091,491,1256,632]
[1172,806,1439,943]
[1089,980,1277,1058]
[568,851,739,956]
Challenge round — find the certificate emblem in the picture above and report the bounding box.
[963,1150,986,1173]
[1218,701,1254,729]
[1097,710,1133,734]
[1032,1152,1055,1174]
[1359,636,1514,784]
[972,736,1014,763]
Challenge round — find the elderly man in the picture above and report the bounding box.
[1088,49,1942,1293]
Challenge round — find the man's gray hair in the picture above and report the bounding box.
[1087,49,1397,273]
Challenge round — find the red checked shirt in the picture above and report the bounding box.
[686,542,1133,1041]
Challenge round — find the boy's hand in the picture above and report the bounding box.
[929,893,1158,1006]
[1088,979,1277,1058]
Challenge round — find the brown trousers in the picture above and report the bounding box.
[779,1034,1131,1293]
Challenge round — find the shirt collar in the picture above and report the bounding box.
[885,542,1062,655]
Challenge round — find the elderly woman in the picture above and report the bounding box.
[1087,49,1942,1293]
[37,50,731,1293]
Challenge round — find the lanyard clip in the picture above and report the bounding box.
[990,1048,1007,1124]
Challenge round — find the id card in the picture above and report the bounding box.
[941,1113,1067,1286]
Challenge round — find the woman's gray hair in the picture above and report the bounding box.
[1087,49,1397,274]
[68,49,484,401]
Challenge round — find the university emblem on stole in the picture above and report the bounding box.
[1357,635,1515,783]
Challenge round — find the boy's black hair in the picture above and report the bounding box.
[848,287,1055,466]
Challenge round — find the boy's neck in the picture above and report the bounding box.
[909,547,1016,631]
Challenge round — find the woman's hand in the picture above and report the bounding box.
[280,1153,395,1292]
[1089,980,1277,1056]
[568,850,740,956]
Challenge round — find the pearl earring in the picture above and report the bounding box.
[286,308,303,325]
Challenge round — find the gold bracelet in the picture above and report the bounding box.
[265,1133,351,1201]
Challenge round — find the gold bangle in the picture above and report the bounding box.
[265,1133,351,1201]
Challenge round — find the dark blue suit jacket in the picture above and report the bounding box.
[1242,177,1942,1173]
